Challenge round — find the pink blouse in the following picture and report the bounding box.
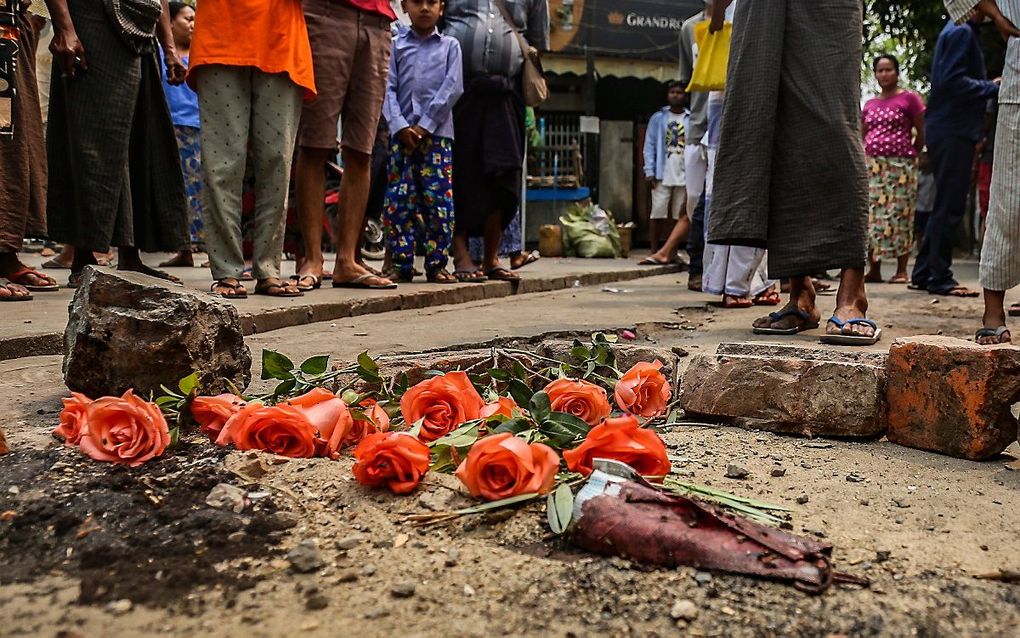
[862,91,925,158]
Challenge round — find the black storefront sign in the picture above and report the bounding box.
[549,0,705,62]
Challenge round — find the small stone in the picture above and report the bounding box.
[205,484,246,513]
[670,599,699,622]
[105,599,133,615]
[364,607,390,620]
[362,564,377,577]
[694,572,712,585]
[463,584,475,597]
[724,465,749,480]
[859,499,870,506]
[892,498,910,509]
[335,536,364,551]
[796,495,809,505]
[227,531,247,543]
[846,473,865,483]
[444,548,460,567]
[336,569,359,584]
[875,550,892,562]
[770,468,787,477]
[305,594,329,611]
[980,544,989,551]
[391,582,416,598]
[287,540,325,574]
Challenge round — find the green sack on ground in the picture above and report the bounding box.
[559,202,622,258]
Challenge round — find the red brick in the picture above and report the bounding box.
[885,336,1020,460]
[0,424,8,455]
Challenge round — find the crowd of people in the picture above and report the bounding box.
[641,0,1018,346]
[1,0,546,302]
[2,0,1018,348]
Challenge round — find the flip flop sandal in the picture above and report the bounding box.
[331,273,398,290]
[0,278,33,302]
[240,267,255,282]
[1009,304,1020,318]
[210,279,248,299]
[638,257,669,266]
[453,269,487,283]
[426,269,459,284]
[8,267,60,292]
[486,267,520,282]
[752,291,782,306]
[290,273,322,291]
[907,283,926,291]
[721,296,753,309]
[820,317,882,346]
[887,276,909,284]
[41,258,71,270]
[932,287,979,298]
[752,308,820,335]
[975,326,1011,344]
[255,279,304,297]
[511,251,540,270]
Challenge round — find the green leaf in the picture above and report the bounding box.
[429,422,480,449]
[158,384,182,399]
[300,355,330,375]
[168,426,181,448]
[424,369,445,378]
[177,372,200,395]
[511,360,528,381]
[548,411,591,435]
[452,492,541,515]
[529,391,552,424]
[547,483,574,534]
[489,368,511,382]
[273,378,297,397]
[494,418,533,435]
[584,361,597,377]
[341,389,361,404]
[155,395,179,408]
[508,379,534,407]
[430,445,458,473]
[262,349,295,381]
[569,345,590,363]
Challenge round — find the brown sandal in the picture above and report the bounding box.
[211,278,248,299]
[255,278,304,297]
[427,269,459,284]
[485,267,519,282]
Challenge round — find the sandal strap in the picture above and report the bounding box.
[768,308,810,322]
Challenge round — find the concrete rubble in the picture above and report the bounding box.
[62,267,252,399]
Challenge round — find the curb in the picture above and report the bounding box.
[0,264,679,362]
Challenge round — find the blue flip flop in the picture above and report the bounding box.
[752,308,819,335]
[820,317,882,346]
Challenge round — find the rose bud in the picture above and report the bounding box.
[191,393,246,442]
[400,371,485,442]
[55,392,92,446]
[562,415,671,481]
[614,361,671,418]
[216,403,319,458]
[352,432,431,495]
[284,388,354,458]
[78,390,171,467]
[455,433,560,501]
[544,378,612,426]
[343,399,391,448]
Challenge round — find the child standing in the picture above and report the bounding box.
[381,0,463,283]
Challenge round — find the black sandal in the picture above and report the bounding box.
[0,278,33,302]
[453,269,486,283]
[485,267,520,282]
[427,269,459,284]
[254,278,304,297]
[211,278,248,299]
[975,326,1011,345]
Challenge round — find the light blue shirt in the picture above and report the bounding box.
[382,28,464,139]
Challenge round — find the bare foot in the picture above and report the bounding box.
[332,262,393,288]
[753,279,819,332]
[0,279,32,300]
[159,250,195,268]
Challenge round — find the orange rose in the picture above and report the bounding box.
[343,399,391,448]
[562,415,671,480]
[400,371,485,442]
[479,396,519,420]
[217,403,319,458]
[285,388,353,458]
[352,432,431,494]
[614,361,672,418]
[191,394,246,441]
[455,433,560,501]
[78,390,170,467]
[544,378,612,426]
[55,392,92,445]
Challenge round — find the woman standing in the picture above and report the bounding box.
[188,0,315,298]
[159,1,201,269]
[861,54,926,284]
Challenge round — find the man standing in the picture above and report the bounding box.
[443,0,548,282]
[642,82,689,255]
[709,0,879,345]
[911,11,1000,297]
[295,0,398,290]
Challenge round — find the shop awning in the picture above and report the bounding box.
[544,55,680,82]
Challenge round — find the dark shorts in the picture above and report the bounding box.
[297,0,391,154]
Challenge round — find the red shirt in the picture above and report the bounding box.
[339,0,396,20]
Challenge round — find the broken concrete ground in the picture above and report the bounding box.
[1,271,1018,636]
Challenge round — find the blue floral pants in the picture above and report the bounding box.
[383,136,454,276]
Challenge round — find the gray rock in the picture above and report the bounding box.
[105,599,133,615]
[770,468,787,477]
[336,569,359,584]
[335,536,365,551]
[796,495,809,505]
[681,343,887,438]
[444,548,460,568]
[305,594,329,611]
[875,549,892,562]
[670,599,699,621]
[287,540,325,574]
[364,607,390,620]
[205,484,247,513]
[694,572,712,585]
[63,267,251,398]
[724,465,749,480]
[391,582,416,598]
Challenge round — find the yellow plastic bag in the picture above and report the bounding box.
[686,20,732,93]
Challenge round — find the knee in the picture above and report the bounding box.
[341,149,371,173]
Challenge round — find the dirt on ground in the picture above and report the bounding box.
[1,273,1019,637]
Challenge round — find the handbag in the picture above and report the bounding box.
[686,20,731,93]
[494,0,548,107]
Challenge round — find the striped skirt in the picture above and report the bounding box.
[867,156,918,260]
[979,104,1020,291]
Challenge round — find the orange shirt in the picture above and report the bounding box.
[187,0,316,99]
